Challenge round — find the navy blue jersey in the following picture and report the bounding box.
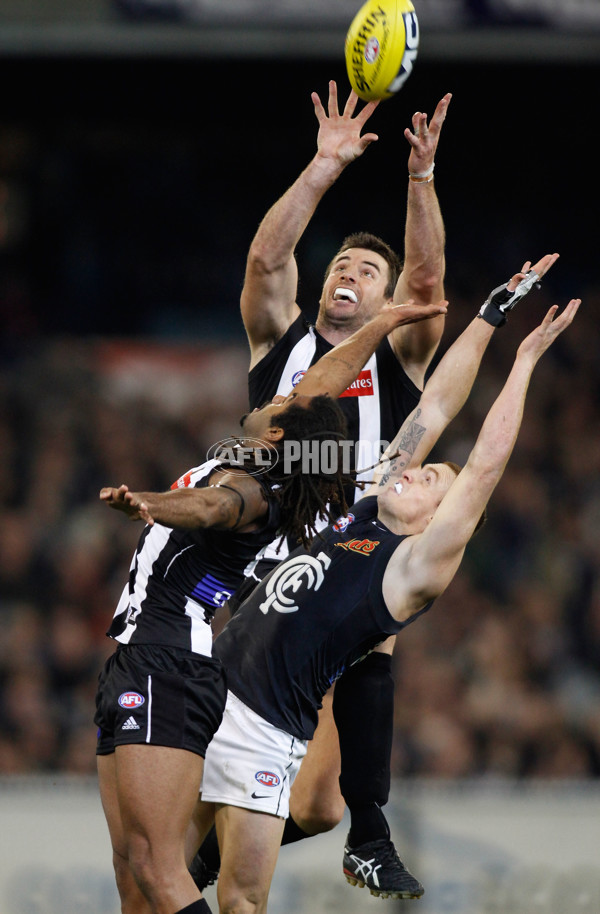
[213,496,432,739]
[107,460,281,656]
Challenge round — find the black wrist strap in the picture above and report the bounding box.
[478,270,542,327]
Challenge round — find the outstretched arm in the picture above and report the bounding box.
[99,471,267,531]
[388,297,581,620]
[241,81,379,369]
[290,298,447,401]
[366,253,560,493]
[389,94,452,386]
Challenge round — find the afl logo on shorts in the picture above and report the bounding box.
[255,771,280,787]
[333,513,355,532]
[291,369,306,387]
[118,691,145,709]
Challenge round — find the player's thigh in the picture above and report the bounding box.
[216,804,284,914]
[98,752,127,856]
[98,752,154,913]
[288,688,344,832]
[115,743,204,857]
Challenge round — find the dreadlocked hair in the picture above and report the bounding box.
[325,232,403,300]
[267,395,352,550]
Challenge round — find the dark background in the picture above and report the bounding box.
[2,43,600,779]
[1,54,596,342]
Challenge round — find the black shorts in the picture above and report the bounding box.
[94,643,227,758]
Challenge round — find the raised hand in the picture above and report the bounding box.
[507,252,560,291]
[312,80,380,168]
[405,93,452,177]
[518,299,581,363]
[479,252,560,327]
[382,298,448,327]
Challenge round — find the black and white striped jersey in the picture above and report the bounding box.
[248,313,422,565]
[106,460,281,656]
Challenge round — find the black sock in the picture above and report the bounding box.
[281,815,312,846]
[195,825,221,873]
[176,899,212,914]
[346,802,390,847]
[333,651,394,841]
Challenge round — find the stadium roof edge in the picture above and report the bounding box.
[0,23,598,62]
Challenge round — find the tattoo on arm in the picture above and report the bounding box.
[378,410,426,487]
[325,354,353,370]
[379,461,398,486]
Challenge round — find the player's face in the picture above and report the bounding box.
[377,463,457,532]
[318,248,392,329]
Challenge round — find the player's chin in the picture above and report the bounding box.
[376,488,392,508]
[326,300,363,322]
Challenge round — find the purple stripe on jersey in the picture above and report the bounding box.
[192,573,232,608]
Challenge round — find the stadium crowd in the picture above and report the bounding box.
[1,57,599,784]
[1,275,599,780]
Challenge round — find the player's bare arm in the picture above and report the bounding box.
[99,470,268,532]
[291,298,447,400]
[388,93,452,384]
[383,298,581,622]
[241,81,379,367]
[368,253,561,492]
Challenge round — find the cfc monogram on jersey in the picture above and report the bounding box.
[259,552,331,615]
[213,496,425,741]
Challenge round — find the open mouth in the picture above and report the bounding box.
[333,287,358,304]
[394,482,403,494]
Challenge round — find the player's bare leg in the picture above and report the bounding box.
[287,688,344,833]
[216,804,285,914]
[110,744,205,914]
[98,752,153,914]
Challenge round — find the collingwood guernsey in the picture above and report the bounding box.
[107,459,281,656]
[248,313,423,564]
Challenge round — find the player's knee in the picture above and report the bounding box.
[293,794,345,834]
[217,882,267,914]
[112,847,136,901]
[125,836,165,899]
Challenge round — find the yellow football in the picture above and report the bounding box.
[345,0,420,102]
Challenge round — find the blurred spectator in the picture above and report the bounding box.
[2,291,600,776]
[1,68,599,779]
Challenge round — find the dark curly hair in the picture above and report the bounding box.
[266,395,350,549]
[324,232,403,300]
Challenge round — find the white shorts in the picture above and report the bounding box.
[200,690,307,818]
